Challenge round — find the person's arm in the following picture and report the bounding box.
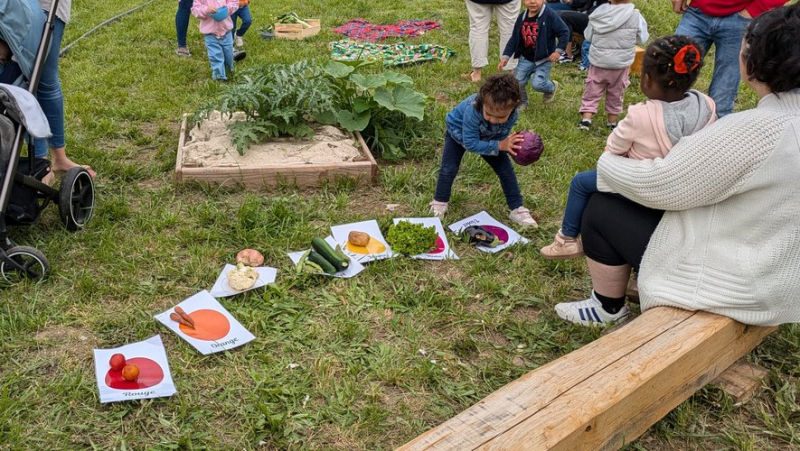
[596,114,776,211]
[743,0,789,18]
[191,2,210,18]
[552,13,571,61]
[636,14,649,45]
[604,112,636,156]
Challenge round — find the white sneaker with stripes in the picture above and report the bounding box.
[554,292,630,326]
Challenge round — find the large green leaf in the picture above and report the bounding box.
[373,86,426,120]
[353,97,375,113]
[384,72,414,85]
[349,74,387,90]
[314,110,338,125]
[335,109,371,131]
[322,60,355,79]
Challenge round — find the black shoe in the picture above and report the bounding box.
[234,50,246,62]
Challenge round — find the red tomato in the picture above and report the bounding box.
[109,353,126,371]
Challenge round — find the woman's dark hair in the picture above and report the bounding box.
[743,3,800,93]
[475,73,521,112]
[641,35,704,94]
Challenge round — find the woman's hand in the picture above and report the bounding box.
[499,133,523,156]
[497,57,509,71]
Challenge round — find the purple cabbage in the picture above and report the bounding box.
[512,130,544,166]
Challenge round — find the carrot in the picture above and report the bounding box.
[174,306,195,328]
[170,312,194,328]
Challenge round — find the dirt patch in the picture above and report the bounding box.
[181,111,364,168]
[32,326,97,375]
[510,306,541,323]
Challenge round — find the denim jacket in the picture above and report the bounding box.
[445,94,518,156]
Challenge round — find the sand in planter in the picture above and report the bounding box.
[181,111,365,168]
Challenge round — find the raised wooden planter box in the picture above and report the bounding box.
[274,19,321,40]
[175,116,378,189]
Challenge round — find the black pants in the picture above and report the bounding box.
[581,193,664,272]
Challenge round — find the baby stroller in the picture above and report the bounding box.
[0,1,95,284]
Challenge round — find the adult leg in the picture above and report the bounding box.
[33,16,95,177]
[708,13,750,117]
[555,193,663,325]
[561,169,597,238]
[513,57,537,107]
[496,0,521,71]
[546,2,575,12]
[465,0,493,82]
[176,0,194,53]
[580,39,591,69]
[433,133,468,203]
[204,35,227,80]
[481,152,523,210]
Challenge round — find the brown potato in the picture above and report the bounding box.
[348,231,370,247]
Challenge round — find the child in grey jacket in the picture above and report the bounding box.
[578,0,648,130]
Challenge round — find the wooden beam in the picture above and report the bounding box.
[399,307,774,451]
[712,360,769,405]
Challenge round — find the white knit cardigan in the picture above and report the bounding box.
[597,90,800,326]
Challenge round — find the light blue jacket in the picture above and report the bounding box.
[445,94,518,156]
[0,0,46,83]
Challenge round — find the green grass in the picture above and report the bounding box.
[1,0,798,449]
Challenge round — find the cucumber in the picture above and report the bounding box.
[308,251,337,275]
[311,237,349,271]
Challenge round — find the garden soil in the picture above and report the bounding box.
[181,111,364,168]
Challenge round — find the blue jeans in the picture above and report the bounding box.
[513,57,554,106]
[231,5,252,37]
[561,169,597,238]
[580,39,591,69]
[675,6,750,117]
[176,0,194,48]
[204,32,234,80]
[546,2,576,12]
[32,15,66,158]
[434,132,523,210]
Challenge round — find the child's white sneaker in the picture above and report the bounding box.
[554,292,630,327]
[235,36,244,47]
[430,200,448,219]
[509,206,538,228]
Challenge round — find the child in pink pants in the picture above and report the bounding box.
[578,0,648,130]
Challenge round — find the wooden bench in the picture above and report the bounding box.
[399,307,774,450]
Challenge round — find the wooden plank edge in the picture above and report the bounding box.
[397,307,697,451]
[482,314,774,450]
[176,114,188,182]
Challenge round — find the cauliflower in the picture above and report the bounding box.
[227,263,259,290]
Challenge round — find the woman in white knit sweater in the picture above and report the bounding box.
[555,3,800,327]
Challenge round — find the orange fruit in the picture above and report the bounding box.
[109,353,126,371]
[121,364,140,381]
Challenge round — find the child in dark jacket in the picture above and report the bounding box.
[498,0,570,108]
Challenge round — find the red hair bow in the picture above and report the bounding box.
[673,45,700,74]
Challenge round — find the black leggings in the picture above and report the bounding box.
[581,193,664,272]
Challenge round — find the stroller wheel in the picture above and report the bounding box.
[0,246,50,284]
[58,167,95,231]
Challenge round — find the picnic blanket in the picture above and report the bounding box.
[332,19,441,42]
[329,40,454,67]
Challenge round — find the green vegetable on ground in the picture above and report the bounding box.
[386,221,438,256]
[276,12,312,28]
[311,237,349,272]
[308,251,337,275]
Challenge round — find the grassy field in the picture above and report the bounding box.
[1,0,798,449]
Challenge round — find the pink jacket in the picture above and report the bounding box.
[191,0,239,37]
[605,92,716,160]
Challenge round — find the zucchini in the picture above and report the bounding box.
[308,251,337,275]
[311,237,349,271]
